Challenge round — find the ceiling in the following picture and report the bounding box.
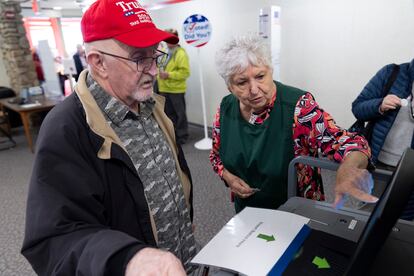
[19,0,94,13]
[18,0,192,17]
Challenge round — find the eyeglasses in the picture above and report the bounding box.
[97,49,167,72]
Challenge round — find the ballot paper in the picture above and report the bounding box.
[191,207,310,276]
[20,102,41,109]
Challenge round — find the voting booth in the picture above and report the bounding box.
[192,150,414,275]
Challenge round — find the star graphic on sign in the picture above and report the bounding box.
[196,14,203,21]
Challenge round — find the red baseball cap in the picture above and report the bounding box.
[81,0,179,48]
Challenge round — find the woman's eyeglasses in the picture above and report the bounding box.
[97,49,167,72]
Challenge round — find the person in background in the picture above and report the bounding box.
[210,34,377,213]
[352,61,414,220]
[157,29,190,145]
[73,44,87,82]
[21,1,196,275]
[31,49,44,83]
[352,61,414,168]
[54,56,68,95]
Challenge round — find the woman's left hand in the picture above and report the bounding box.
[223,169,255,198]
[333,152,379,208]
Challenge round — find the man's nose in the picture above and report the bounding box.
[146,60,158,76]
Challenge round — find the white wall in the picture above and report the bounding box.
[280,0,414,126]
[152,0,279,126]
[152,0,414,128]
[2,1,413,126]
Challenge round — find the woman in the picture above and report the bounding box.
[210,35,377,213]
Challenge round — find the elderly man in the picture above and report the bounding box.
[21,1,196,275]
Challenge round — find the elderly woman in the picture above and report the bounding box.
[210,35,377,213]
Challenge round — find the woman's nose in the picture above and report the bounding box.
[250,81,259,95]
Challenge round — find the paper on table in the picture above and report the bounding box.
[191,207,310,276]
[20,102,41,108]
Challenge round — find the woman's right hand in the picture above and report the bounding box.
[222,169,255,198]
[380,94,401,113]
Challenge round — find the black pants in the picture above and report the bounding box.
[159,92,188,144]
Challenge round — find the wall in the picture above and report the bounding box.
[152,0,279,127]
[280,0,414,126]
[0,0,413,126]
[0,50,10,87]
[152,0,414,127]
[0,8,83,88]
[0,1,38,94]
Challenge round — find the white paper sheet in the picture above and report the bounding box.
[191,207,310,276]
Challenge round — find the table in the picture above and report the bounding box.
[0,95,63,152]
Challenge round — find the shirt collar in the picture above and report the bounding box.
[87,73,155,124]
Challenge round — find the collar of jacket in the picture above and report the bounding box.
[74,70,173,159]
[75,70,125,159]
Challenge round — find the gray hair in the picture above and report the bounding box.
[215,34,272,85]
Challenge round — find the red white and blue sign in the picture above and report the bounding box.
[182,14,211,48]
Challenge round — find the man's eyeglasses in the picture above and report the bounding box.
[97,49,167,72]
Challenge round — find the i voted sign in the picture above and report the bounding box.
[182,14,211,48]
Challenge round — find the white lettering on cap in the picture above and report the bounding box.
[115,0,152,26]
[136,10,151,23]
[116,1,143,12]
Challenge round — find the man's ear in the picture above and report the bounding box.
[86,51,108,78]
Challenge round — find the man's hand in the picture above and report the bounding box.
[333,152,378,208]
[380,94,401,113]
[223,169,255,198]
[159,71,169,79]
[125,248,186,276]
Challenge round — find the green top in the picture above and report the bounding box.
[219,81,305,213]
[157,46,190,93]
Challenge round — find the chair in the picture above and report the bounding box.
[0,87,17,150]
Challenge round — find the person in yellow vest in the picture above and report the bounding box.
[157,29,190,145]
[210,34,377,213]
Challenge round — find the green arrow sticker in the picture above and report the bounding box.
[312,256,330,269]
[257,233,275,242]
